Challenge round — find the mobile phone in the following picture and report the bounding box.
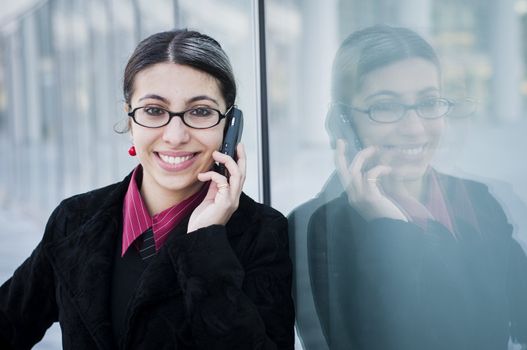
[216,107,244,176]
[326,103,362,163]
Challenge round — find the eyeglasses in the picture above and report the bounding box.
[339,97,453,124]
[128,105,232,129]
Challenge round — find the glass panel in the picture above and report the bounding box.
[267,0,527,349]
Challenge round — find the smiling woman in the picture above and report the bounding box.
[128,63,227,214]
[0,29,294,350]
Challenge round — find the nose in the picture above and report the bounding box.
[398,108,426,135]
[162,116,190,145]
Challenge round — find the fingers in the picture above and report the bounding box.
[334,140,408,221]
[362,165,392,199]
[335,138,395,202]
[197,171,229,188]
[197,144,246,207]
[336,139,380,187]
[235,143,247,176]
[197,171,233,202]
[228,144,246,193]
[348,146,377,179]
[364,165,391,185]
[211,144,246,194]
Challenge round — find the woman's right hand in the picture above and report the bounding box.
[187,144,246,233]
[335,139,408,222]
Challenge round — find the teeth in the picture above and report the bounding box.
[398,145,425,156]
[159,153,193,165]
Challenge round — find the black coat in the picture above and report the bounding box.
[306,172,527,350]
[0,174,295,349]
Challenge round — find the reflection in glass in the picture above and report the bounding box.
[291,25,527,350]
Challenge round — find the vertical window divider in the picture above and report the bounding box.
[254,0,271,205]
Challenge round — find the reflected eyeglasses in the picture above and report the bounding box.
[338,98,453,124]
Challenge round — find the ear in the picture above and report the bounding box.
[124,103,133,135]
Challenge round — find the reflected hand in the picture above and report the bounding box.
[187,144,246,233]
[335,139,408,222]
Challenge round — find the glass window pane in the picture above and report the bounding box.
[267,1,527,349]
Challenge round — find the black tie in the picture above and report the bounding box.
[139,228,156,261]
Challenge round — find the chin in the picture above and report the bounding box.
[158,174,200,193]
[390,165,429,182]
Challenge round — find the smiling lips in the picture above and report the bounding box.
[159,153,194,165]
[382,144,427,157]
[156,151,197,171]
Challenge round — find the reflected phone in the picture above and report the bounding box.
[216,107,244,176]
[326,103,362,163]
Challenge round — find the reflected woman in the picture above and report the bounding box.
[0,29,294,349]
[307,25,527,350]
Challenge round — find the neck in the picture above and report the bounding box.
[140,179,202,216]
[402,177,425,200]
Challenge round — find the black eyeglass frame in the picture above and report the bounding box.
[335,97,454,124]
[127,105,233,129]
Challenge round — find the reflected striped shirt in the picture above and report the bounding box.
[121,165,207,257]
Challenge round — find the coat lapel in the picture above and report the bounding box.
[44,179,129,350]
[126,202,249,316]
[435,173,482,237]
[45,210,118,349]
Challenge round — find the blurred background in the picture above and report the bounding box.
[1,0,527,348]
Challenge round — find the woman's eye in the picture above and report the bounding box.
[419,99,442,109]
[189,107,212,117]
[372,102,400,112]
[144,107,165,116]
[421,99,437,106]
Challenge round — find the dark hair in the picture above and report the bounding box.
[331,25,440,103]
[123,29,236,108]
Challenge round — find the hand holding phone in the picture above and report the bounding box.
[335,142,407,222]
[327,104,407,222]
[187,107,245,233]
[188,144,247,233]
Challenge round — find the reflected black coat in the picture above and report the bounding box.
[0,174,295,350]
[308,172,527,350]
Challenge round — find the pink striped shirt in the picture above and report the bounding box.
[390,169,456,235]
[121,166,208,257]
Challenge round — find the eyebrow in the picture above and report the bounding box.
[187,95,220,106]
[138,94,170,104]
[137,94,220,107]
[364,87,440,103]
[417,87,440,96]
[364,90,398,102]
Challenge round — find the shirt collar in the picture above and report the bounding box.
[388,168,455,235]
[424,169,455,234]
[121,165,208,256]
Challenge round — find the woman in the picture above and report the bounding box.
[306,25,527,350]
[0,29,294,349]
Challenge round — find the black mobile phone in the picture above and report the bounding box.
[326,103,362,163]
[216,107,244,175]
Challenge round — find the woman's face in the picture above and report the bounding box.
[129,62,226,200]
[351,58,444,181]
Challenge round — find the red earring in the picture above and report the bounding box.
[128,145,136,156]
